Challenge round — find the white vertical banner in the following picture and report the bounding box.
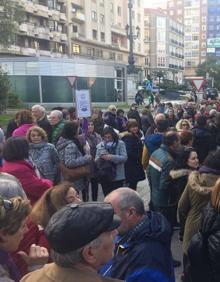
[75,89,92,118]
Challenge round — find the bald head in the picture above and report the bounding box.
[105,188,145,235]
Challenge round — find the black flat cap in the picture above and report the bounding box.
[45,202,120,254]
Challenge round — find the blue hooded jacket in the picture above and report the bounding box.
[101,211,175,282]
[144,133,164,156]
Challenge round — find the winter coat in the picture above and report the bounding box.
[29,142,60,182]
[192,126,214,163]
[21,263,123,282]
[178,170,219,254]
[37,115,52,142]
[103,112,118,129]
[1,160,53,205]
[122,133,145,184]
[56,137,91,191]
[12,124,35,137]
[0,250,21,282]
[142,132,164,169]
[6,119,18,139]
[51,120,65,144]
[95,140,127,182]
[148,144,177,208]
[102,211,174,282]
[80,133,102,178]
[188,203,220,282]
[169,168,192,202]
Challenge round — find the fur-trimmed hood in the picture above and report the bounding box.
[187,171,219,195]
[170,169,192,179]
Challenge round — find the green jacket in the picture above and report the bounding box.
[51,120,65,144]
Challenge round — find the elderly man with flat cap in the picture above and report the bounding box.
[21,202,123,282]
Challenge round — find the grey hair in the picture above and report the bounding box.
[32,104,46,114]
[51,236,102,268]
[50,110,63,120]
[118,189,145,216]
[0,173,27,199]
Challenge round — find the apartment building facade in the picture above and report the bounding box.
[68,0,145,67]
[207,0,220,58]
[167,0,208,76]
[0,0,145,67]
[144,8,184,83]
[0,0,68,57]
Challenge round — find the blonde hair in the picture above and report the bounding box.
[0,197,31,235]
[26,126,48,142]
[211,178,220,211]
[31,182,74,228]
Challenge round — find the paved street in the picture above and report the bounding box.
[94,177,183,282]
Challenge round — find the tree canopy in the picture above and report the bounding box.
[196,57,220,90]
[0,0,24,47]
[0,67,11,112]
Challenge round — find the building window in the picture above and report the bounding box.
[117,54,123,61]
[101,32,105,42]
[92,29,97,40]
[95,49,103,58]
[100,14,104,23]
[73,25,78,33]
[91,11,97,21]
[72,44,80,54]
[117,6,121,16]
[109,52,116,60]
[100,0,104,6]
[138,0,141,7]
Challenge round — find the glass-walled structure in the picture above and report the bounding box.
[0,57,127,104]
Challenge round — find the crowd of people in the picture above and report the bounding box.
[0,98,220,281]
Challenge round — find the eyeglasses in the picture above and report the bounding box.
[0,198,13,210]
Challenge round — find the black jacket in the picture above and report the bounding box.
[37,116,52,142]
[188,203,220,282]
[122,133,145,185]
[192,127,214,163]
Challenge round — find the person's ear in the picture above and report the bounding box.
[81,245,97,265]
[127,207,136,217]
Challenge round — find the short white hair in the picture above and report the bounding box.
[50,110,63,120]
[32,104,46,114]
[0,173,27,199]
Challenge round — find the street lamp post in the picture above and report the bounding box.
[126,0,140,74]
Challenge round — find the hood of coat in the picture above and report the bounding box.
[188,171,219,195]
[119,211,171,247]
[56,137,73,152]
[144,133,163,154]
[170,169,192,180]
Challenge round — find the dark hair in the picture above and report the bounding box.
[203,149,220,170]
[102,126,119,143]
[156,119,169,133]
[127,119,139,131]
[61,121,78,140]
[116,109,124,116]
[3,137,29,161]
[61,122,85,155]
[68,107,76,114]
[176,147,197,169]
[163,131,179,147]
[179,130,193,146]
[197,115,207,127]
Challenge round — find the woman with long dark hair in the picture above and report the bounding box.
[95,126,127,196]
[56,121,92,201]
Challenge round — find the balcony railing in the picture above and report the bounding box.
[72,11,85,22]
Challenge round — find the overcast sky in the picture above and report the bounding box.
[144,0,167,8]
